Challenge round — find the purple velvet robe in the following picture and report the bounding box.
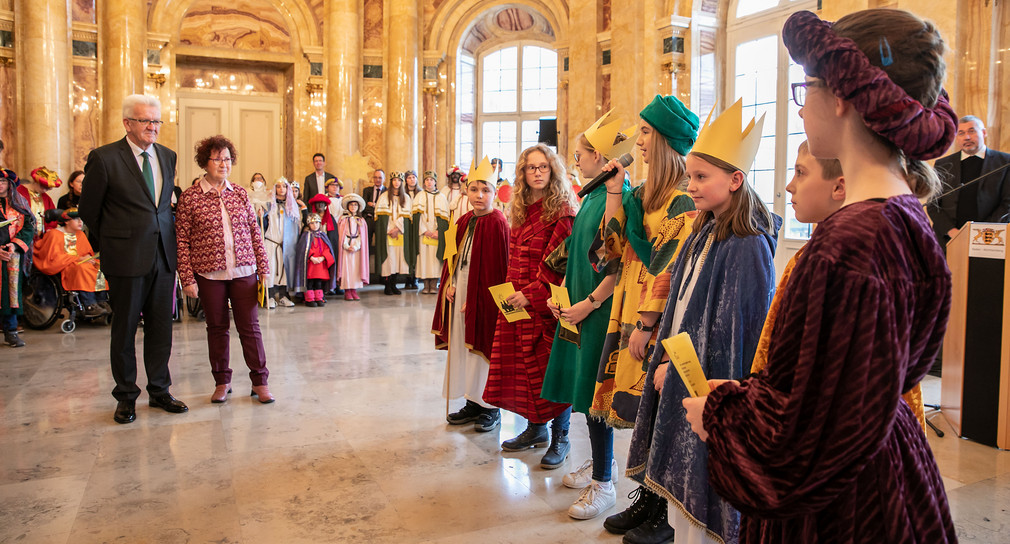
[703,195,956,543]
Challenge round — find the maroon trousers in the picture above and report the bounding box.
[195,274,269,386]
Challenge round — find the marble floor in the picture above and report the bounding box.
[1,285,1007,543]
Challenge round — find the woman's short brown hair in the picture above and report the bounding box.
[194,135,237,169]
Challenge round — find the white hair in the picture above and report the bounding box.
[122,94,162,119]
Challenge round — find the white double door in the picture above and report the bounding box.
[178,93,283,190]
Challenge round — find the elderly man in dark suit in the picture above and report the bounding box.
[929,115,1010,248]
[79,94,188,424]
[303,152,341,203]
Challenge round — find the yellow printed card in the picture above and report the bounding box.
[660,332,710,397]
[488,282,531,322]
[549,283,579,335]
[443,221,458,261]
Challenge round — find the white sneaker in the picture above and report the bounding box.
[567,480,616,520]
[278,296,295,307]
[267,298,277,309]
[562,458,619,489]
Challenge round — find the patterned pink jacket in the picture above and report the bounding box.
[176,181,270,287]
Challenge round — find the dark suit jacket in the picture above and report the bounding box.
[929,148,1010,246]
[361,185,385,220]
[78,137,178,277]
[303,171,334,203]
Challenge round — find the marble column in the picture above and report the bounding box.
[566,1,599,151]
[97,0,146,145]
[326,0,361,191]
[14,0,72,178]
[991,0,1010,151]
[385,0,420,172]
[610,0,660,181]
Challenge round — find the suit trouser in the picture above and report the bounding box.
[194,273,268,387]
[106,243,175,402]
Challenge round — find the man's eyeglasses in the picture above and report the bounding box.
[127,118,164,126]
[207,157,234,164]
[525,164,550,173]
[790,80,826,107]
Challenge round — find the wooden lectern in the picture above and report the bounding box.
[941,222,1010,449]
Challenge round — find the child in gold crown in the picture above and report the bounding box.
[620,99,780,544]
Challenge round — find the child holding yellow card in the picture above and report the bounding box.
[623,100,778,544]
[432,157,509,433]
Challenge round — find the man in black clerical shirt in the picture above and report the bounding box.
[929,115,1010,248]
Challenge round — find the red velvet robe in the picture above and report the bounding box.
[703,196,956,543]
[483,201,574,423]
[432,209,509,361]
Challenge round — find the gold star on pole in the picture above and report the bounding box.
[340,151,374,185]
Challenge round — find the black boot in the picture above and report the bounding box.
[474,407,501,432]
[622,496,674,544]
[4,330,25,348]
[501,423,549,451]
[604,485,659,535]
[447,400,482,425]
[383,276,395,295]
[404,275,418,289]
[390,275,402,295]
[540,429,570,469]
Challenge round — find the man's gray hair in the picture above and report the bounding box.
[959,115,985,130]
[122,94,162,119]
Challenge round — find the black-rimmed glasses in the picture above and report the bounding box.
[790,80,826,107]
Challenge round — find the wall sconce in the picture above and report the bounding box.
[559,79,569,89]
[422,80,443,96]
[0,56,12,66]
[661,62,686,75]
[147,72,166,87]
[306,82,324,95]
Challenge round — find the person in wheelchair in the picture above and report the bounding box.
[33,208,110,318]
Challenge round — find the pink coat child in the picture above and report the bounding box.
[337,194,370,300]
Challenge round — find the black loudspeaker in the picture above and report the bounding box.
[538,118,558,147]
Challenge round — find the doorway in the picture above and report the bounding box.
[177,93,283,190]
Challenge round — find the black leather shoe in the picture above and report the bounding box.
[447,399,482,425]
[114,400,136,424]
[474,408,501,432]
[622,496,674,544]
[540,432,571,469]
[501,423,549,451]
[149,393,189,413]
[605,486,659,535]
[4,331,25,348]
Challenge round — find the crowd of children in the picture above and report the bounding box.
[430,8,957,544]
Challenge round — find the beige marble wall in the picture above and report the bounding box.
[991,0,1010,151]
[0,64,15,170]
[363,0,383,49]
[422,92,437,175]
[72,65,99,170]
[610,0,661,181]
[72,0,95,24]
[179,0,292,53]
[567,0,600,150]
[361,82,386,172]
[308,0,325,43]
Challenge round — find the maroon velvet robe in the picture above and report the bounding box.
[702,196,956,543]
[432,209,509,361]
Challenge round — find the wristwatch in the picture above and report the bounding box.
[587,294,602,310]
[635,320,655,332]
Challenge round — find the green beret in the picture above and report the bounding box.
[639,94,699,156]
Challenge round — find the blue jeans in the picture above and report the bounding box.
[1,313,16,333]
[551,406,572,435]
[587,416,614,481]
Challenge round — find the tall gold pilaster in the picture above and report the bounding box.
[610,1,660,180]
[97,0,146,145]
[326,0,361,189]
[14,0,72,178]
[566,4,599,149]
[384,0,420,172]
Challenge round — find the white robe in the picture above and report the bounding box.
[412,190,449,279]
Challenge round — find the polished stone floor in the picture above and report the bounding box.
[1,285,1007,543]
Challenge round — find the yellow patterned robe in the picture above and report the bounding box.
[751,247,926,432]
[589,186,695,427]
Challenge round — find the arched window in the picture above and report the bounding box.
[456,43,557,177]
[728,0,818,253]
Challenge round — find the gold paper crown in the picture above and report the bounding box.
[584,109,638,160]
[690,99,765,175]
[467,156,496,188]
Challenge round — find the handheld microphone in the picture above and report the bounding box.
[577,153,634,198]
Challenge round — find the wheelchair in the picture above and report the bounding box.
[22,271,112,333]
